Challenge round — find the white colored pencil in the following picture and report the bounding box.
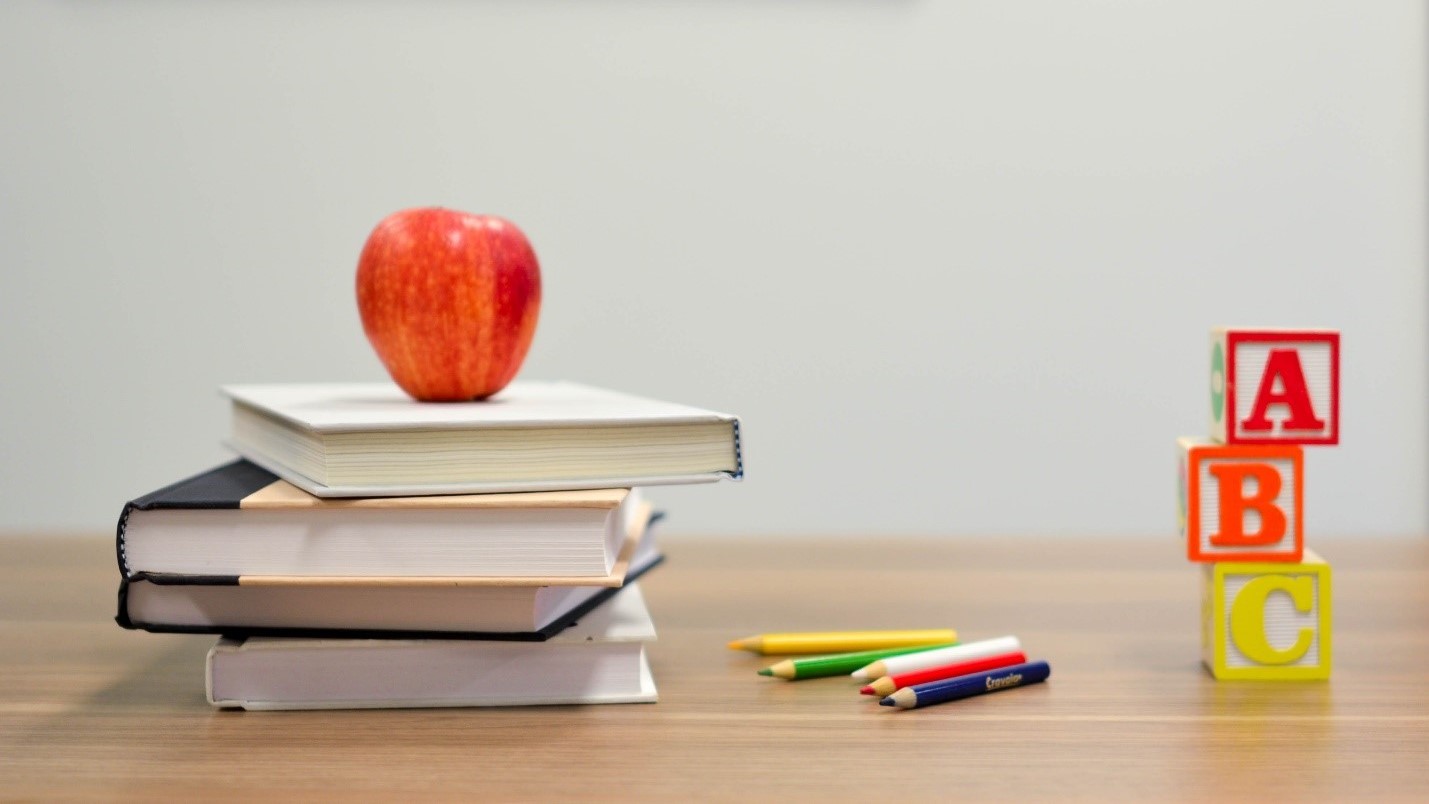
[850,635,1022,680]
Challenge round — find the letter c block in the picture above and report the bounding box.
[1202,550,1332,680]
[1178,437,1303,563]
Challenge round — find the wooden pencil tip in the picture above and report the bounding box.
[878,697,896,707]
[757,668,773,676]
[858,685,875,696]
[727,637,756,652]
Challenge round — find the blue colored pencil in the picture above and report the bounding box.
[879,660,1051,710]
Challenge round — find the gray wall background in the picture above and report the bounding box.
[2,1,1425,537]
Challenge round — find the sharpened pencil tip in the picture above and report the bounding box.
[879,698,895,707]
[859,685,874,695]
[757,668,772,676]
[850,670,869,680]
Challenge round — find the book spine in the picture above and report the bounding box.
[731,417,744,480]
[114,571,243,631]
[115,459,279,577]
[115,502,135,577]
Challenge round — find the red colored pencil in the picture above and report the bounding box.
[859,650,1027,697]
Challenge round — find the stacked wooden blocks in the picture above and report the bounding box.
[1178,328,1339,681]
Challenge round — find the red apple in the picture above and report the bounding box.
[356,208,541,401]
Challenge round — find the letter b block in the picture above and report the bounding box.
[1209,328,1339,445]
[1202,550,1331,680]
[1178,437,1303,563]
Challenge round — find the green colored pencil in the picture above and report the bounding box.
[757,643,958,680]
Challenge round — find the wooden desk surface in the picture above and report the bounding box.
[2,535,1427,800]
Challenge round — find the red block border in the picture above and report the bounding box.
[1225,330,1339,445]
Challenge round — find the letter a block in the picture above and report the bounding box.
[1202,550,1331,680]
[1178,437,1302,563]
[1209,328,1339,445]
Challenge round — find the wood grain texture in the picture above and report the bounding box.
[2,535,1427,800]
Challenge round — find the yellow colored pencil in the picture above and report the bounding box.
[726,629,957,655]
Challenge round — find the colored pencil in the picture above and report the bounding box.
[759,643,958,680]
[851,635,1021,680]
[727,629,957,656]
[860,650,1027,696]
[880,660,1050,709]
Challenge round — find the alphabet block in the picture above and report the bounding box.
[1201,550,1331,680]
[1178,437,1302,563]
[1209,328,1339,445]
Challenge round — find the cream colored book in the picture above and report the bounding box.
[206,584,659,710]
[119,519,664,639]
[117,460,649,579]
[223,380,743,497]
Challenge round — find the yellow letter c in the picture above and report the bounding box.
[1230,575,1315,665]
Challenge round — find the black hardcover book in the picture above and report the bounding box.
[115,460,663,641]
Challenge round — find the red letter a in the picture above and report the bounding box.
[1241,349,1324,432]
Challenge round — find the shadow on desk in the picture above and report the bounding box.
[85,638,212,710]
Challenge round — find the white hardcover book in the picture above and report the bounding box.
[223,381,743,497]
[207,585,659,710]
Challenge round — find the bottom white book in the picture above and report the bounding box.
[207,584,657,710]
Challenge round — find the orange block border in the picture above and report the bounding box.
[1183,441,1304,563]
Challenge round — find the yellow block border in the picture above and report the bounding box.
[1205,549,1332,681]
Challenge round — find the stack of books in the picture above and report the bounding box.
[114,381,742,709]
